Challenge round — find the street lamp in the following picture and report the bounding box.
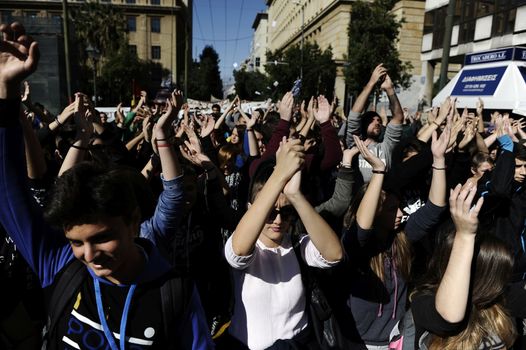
[85,44,101,106]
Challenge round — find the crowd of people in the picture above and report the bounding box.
[2,21,526,350]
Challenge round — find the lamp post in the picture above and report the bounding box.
[85,44,100,106]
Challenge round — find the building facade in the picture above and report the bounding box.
[251,12,268,74]
[421,0,526,105]
[0,0,191,98]
[252,0,426,112]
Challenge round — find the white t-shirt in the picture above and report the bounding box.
[224,234,338,350]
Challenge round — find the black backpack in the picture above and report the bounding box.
[43,259,193,349]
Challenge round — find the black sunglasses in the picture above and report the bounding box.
[267,205,297,222]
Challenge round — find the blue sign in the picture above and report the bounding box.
[519,67,526,84]
[451,67,507,96]
[465,48,514,65]
[514,48,526,62]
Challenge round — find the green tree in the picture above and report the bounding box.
[265,42,336,102]
[97,47,169,105]
[233,69,269,100]
[345,0,412,98]
[187,46,223,100]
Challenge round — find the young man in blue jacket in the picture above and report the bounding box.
[0,21,214,349]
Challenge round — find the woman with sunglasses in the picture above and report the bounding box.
[222,137,343,350]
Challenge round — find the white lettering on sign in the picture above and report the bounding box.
[470,51,507,63]
[462,74,498,82]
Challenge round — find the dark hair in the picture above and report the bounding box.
[513,142,526,161]
[248,157,276,204]
[471,152,494,169]
[44,162,155,231]
[417,223,513,307]
[360,111,381,139]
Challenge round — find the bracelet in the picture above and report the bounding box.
[432,121,440,127]
[156,143,172,148]
[432,165,447,170]
[70,143,89,151]
[339,162,352,169]
[246,128,253,131]
[372,169,387,174]
[156,137,169,141]
[55,117,63,126]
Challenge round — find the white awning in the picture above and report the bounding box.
[433,47,526,115]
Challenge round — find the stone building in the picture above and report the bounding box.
[421,0,526,106]
[0,0,192,94]
[251,0,426,112]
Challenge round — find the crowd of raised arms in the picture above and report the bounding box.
[2,21,526,350]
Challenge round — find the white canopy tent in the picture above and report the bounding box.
[433,47,526,115]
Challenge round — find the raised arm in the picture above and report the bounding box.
[214,96,237,130]
[284,170,343,262]
[58,94,93,176]
[379,75,402,126]
[351,64,386,114]
[232,138,304,256]
[435,182,483,323]
[354,135,386,230]
[153,90,183,181]
[20,109,47,179]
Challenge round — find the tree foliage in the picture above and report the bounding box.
[345,0,412,97]
[265,42,336,102]
[69,2,169,104]
[233,69,269,100]
[98,47,169,105]
[187,46,223,100]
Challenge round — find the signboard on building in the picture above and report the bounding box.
[465,48,514,65]
[451,66,507,96]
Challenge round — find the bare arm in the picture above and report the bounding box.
[20,110,47,179]
[351,64,386,114]
[231,138,305,256]
[435,183,483,323]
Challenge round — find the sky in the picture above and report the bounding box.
[192,0,267,87]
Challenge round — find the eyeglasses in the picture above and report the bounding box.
[266,205,296,222]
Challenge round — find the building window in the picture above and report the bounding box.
[151,45,161,60]
[151,0,161,4]
[129,45,137,56]
[125,0,136,4]
[100,0,110,2]
[127,16,136,32]
[151,17,161,33]
[255,57,261,67]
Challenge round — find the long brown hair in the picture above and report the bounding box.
[344,185,412,282]
[413,226,516,349]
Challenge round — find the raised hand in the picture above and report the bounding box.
[353,135,385,171]
[369,63,387,86]
[200,115,215,138]
[279,91,294,121]
[315,95,331,123]
[431,115,452,158]
[380,74,394,92]
[275,137,305,182]
[179,125,211,167]
[449,182,483,236]
[0,22,40,98]
[154,100,175,140]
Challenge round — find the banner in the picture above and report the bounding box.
[451,66,507,96]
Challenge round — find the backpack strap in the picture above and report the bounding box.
[43,260,87,347]
[160,272,194,349]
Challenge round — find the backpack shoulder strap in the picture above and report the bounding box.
[160,272,194,349]
[44,259,87,345]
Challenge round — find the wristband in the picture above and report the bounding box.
[70,143,89,151]
[432,165,446,170]
[372,169,387,174]
[432,121,441,127]
[156,143,172,148]
[339,162,352,169]
[55,117,63,126]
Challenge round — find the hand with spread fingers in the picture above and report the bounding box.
[0,22,40,98]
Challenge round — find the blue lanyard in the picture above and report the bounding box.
[94,279,137,350]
